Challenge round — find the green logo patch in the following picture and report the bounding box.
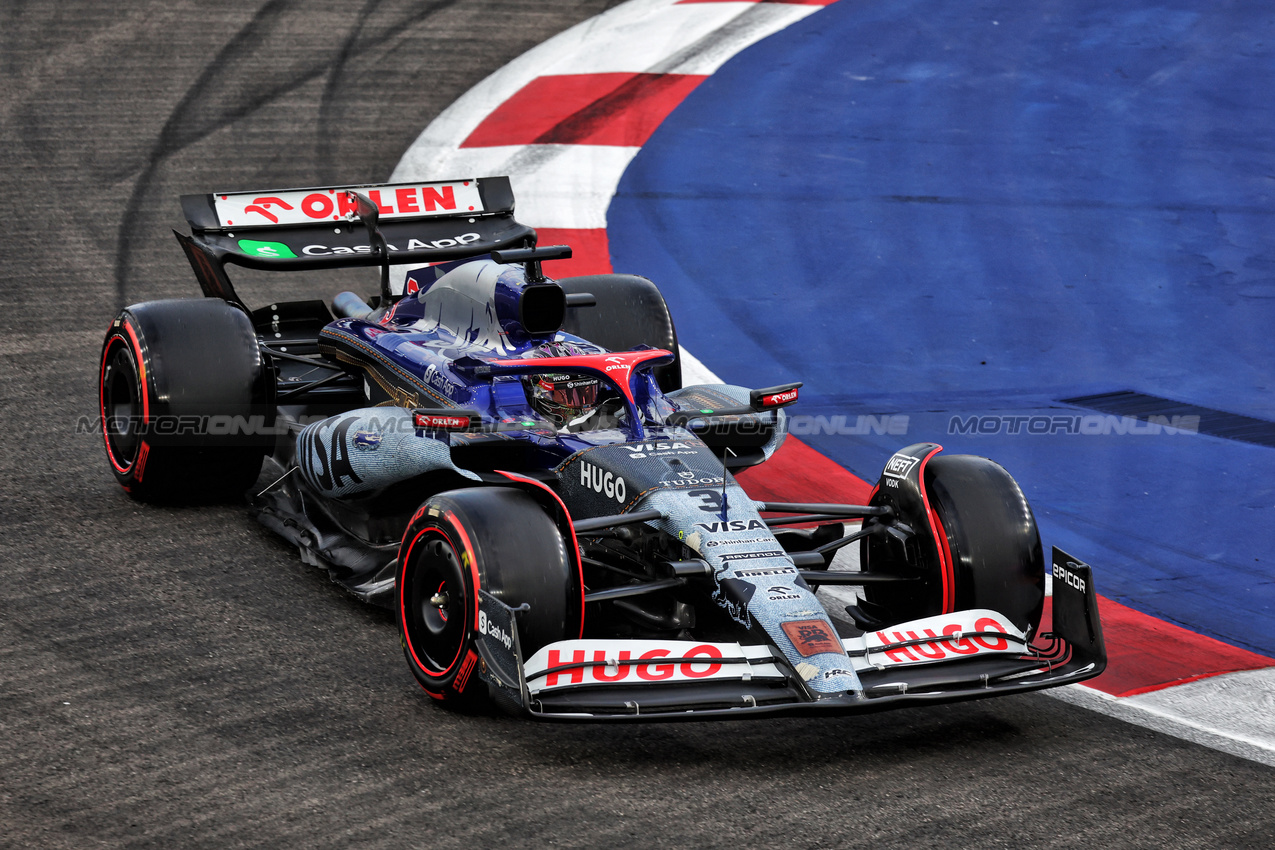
[237,239,296,258]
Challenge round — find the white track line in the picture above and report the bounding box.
[390,0,822,231]
[1052,669,1275,768]
[390,0,1275,766]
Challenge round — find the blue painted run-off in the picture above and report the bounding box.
[608,1,1275,655]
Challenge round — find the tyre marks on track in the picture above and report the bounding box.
[112,0,469,307]
[5,1,1275,847]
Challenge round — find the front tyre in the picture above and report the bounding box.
[926,454,1045,635]
[399,523,477,702]
[398,487,581,709]
[862,452,1045,635]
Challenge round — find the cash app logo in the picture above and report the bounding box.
[237,239,296,258]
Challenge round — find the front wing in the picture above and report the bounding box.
[469,548,1107,721]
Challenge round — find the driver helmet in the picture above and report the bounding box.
[523,341,602,426]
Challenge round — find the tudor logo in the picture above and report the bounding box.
[580,461,627,503]
[662,473,723,487]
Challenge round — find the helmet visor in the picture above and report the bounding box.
[537,376,599,410]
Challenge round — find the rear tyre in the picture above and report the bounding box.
[398,487,581,709]
[99,299,272,502]
[558,274,681,392]
[862,455,1045,635]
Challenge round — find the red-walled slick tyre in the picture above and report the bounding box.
[862,454,1045,636]
[99,299,273,502]
[398,487,581,709]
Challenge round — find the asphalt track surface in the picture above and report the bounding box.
[1,2,1273,847]
[608,0,1275,657]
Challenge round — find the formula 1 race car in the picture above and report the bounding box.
[98,177,1106,720]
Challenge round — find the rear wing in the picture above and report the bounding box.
[175,176,536,305]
